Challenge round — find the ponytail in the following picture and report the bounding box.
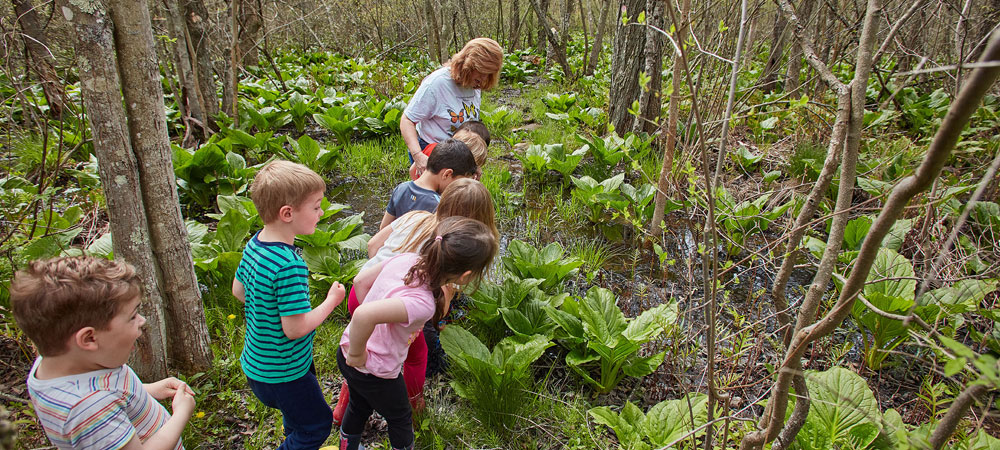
[404,217,498,327]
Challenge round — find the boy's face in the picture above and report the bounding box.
[93,296,145,369]
[290,191,325,236]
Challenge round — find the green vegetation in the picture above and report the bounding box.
[3,21,1000,450]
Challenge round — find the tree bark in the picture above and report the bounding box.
[529,0,572,77]
[425,0,444,62]
[536,0,548,57]
[459,0,475,43]
[743,7,1000,450]
[783,0,815,96]
[108,0,214,373]
[608,0,646,134]
[634,0,663,134]
[162,0,207,144]
[969,0,1000,60]
[12,0,67,117]
[182,0,220,123]
[586,0,612,76]
[929,381,990,449]
[55,0,168,381]
[509,0,521,50]
[226,0,239,124]
[649,0,688,235]
[237,0,262,66]
[712,0,750,183]
[560,0,574,61]
[760,10,788,93]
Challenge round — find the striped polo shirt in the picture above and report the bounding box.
[236,233,315,384]
[26,358,180,449]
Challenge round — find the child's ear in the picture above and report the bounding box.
[456,270,474,285]
[439,168,454,180]
[278,205,294,222]
[74,327,99,352]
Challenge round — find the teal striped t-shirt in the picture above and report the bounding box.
[236,233,315,383]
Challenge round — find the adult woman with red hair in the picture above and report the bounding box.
[402,38,503,176]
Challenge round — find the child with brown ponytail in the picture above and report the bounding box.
[336,217,498,450]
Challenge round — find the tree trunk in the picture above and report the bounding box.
[634,0,663,134]
[536,0,548,57]
[108,0,214,373]
[12,0,67,117]
[162,0,207,144]
[459,0,475,43]
[969,0,1000,60]
[55,0,168,381]
[182,0,220,123]
[425,0,444,62]
[226,0,238,124]
[784,0,815,96]
[586,0,612,75]
[560,0,574,61]
[609,0,646,135]
[760,10,788,93]
[530,0,572,76]
[649,0,688,235]
[741,0,884,447]
[237,0,262,66]
[509,0,521,50]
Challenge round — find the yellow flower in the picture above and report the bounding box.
[195,411,205,419]
[227,314,236,320]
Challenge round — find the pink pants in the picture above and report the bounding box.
[348,286,427,399]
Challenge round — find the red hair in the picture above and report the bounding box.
[448,38,503,90]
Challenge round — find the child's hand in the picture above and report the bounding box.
[326,282,346,309]
[144,377,195,400]
[408,163,419,181]
[346,348,368,369]
[170,383,196,420]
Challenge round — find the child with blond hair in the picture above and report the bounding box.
[408,121,491,180]
[232,160,346,449]
[333,178,497,425]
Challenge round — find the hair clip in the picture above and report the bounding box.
[435,235,443,241]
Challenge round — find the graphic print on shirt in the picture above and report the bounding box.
[447,101,480,134]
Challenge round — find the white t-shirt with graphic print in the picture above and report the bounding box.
[404,66,481,145]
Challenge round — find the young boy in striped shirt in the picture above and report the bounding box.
[12,256,195,449]
[232,160,345,449]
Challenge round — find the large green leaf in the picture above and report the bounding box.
[217,209,252,253]
[500,299,556,337]
[85,232,114,259]
[864,247,915,301]
[882,217,914,251]
[26,228,83,260]
[500,334,552,373]
[844,216,872,251]
[799,367,881,449]
[580,287,627,347]
[545,304,585,341]
[970,429,1000,450]
[622,351,666,377]
[440,325,491,367]
[589,403,650,450]
[917,279,997,314]
[622,302,677,342]
[645,393,708,447]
